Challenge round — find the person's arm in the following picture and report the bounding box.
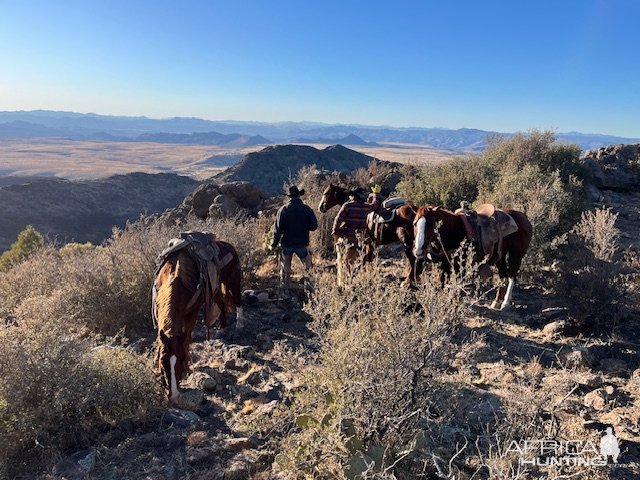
[332,204,347,236]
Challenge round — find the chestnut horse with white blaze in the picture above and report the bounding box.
[318,183,419,285]
[154,241,243,402]
[413,205,532,310]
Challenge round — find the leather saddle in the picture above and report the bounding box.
[153,231,234,332]
[455,203,519,263]
[366,197,406,242]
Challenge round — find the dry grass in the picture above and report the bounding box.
[0,138,247,179]
[0,139,454,181]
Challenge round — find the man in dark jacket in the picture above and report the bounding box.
[270,185,318,295]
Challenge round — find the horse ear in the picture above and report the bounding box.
[159,329,169,343]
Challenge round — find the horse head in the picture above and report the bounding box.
[157,329,189,402]
[413,206,440,259]
[319,183,340,213]
[319,183,365,212]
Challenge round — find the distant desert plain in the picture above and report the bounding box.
[0,138,455,180]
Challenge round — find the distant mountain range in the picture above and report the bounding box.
[135,131,270,147]
[292,133,379,147]
[0,110,638,152]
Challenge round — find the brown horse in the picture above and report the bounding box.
[154,240,243,402]
[318,183,418,284]
[412,206,532,310]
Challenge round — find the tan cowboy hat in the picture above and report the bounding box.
[285,185,305,197]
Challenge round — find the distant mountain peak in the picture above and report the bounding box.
[215,143,377,194]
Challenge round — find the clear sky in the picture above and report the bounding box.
[1,0,639,136]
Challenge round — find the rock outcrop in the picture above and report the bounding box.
[156,181,269,225]
[582,143,640,191]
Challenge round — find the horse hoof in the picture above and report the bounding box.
[500,303,511,311]
[490,301,499,309]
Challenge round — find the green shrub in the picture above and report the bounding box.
[0,225,44,272]
[396,156,489,209]
[397,130,587,269]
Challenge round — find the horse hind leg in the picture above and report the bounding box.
[491,256,509,309]
[499,251,525,311]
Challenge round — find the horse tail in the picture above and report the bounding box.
[218,242,243,314]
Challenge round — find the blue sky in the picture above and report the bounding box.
[0,0,639,136]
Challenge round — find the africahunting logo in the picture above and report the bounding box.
[505,428,621,467]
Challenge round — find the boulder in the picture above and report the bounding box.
[53,448,96,480]
[583,388,610,411]
[190,184,221,219]
[209,194,241,217]
[163,408,201,427]
[543,320,568,336]
[465,395,502,424]
[223,437,259,452]
[219,181,268,209]
[190,371,217,392]
[560,347,597,369]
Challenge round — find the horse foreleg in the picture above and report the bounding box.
[397,227,415,286]
[500,278,516,310]
[169,355,181,403]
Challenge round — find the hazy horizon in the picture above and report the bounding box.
[1,1,639,137]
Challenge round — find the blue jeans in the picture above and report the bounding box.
[279,247,312,290]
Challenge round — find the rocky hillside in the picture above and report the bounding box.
[0,173,199,251]
[214,144,378,194]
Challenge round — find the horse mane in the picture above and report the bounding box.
[155,251,199,337]
[415,205,454,218]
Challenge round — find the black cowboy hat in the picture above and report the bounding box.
[285,185,305,197]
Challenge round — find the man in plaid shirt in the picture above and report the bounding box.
[331,190,373,286]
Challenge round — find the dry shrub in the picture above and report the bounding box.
[0,213,271,476]
[272,267,475,478]
[557,207,627,328]
[573,208,619,262]
[0,315,160,477]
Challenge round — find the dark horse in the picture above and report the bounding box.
[154,240,243,402]
[318,183,418,284]
[413,205,532,310]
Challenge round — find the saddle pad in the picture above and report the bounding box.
[381,197,406,210]
[495,210,519,236]
[155,238,190,270]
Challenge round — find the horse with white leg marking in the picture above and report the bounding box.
[153,237,242,403]
[412,205,532,310]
